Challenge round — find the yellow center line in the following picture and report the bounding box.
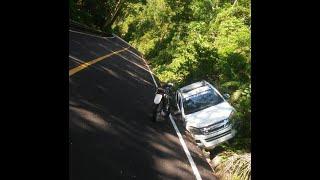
[69,47,129,76]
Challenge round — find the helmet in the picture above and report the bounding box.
[167,83,174,87]
[162,82,174,91]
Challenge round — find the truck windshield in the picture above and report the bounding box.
[183,89,224,115]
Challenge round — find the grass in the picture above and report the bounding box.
[214,151,251,180]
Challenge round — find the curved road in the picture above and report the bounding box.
[69,29,217,180]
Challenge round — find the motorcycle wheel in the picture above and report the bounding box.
[153,103,162,122]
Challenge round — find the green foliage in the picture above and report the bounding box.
[114,0,251,152]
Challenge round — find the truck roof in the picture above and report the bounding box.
[179,80,208,93]
[179,80,214,99]
[182,85,212,99]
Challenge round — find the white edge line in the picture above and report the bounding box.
[98,40,157,85]
[69,55,90,67]
[69,29,203,180]
[116,32,201,179]
[69,55,83,62]
[112,33,131,46]
[69,29,115,39]
[141,57,158,88]
[169,114,202,180]
[113,33,202,180]
[115,53,152,74]
[113,34,158,88]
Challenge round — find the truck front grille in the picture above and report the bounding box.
[205,129,232,142]
[200,120,225,135]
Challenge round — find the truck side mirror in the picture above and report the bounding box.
[223,93,230,99]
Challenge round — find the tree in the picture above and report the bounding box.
[70,0,127,32]
[113,0,251,151]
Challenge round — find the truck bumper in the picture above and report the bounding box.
[193,126,236,149]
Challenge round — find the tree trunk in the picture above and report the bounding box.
[104,0,123,29]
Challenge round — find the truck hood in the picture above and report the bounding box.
[185,101,234,128]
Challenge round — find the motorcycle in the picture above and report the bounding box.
[152,83,174,122]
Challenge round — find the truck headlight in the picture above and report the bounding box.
[223,118,232,127]
[189,127,202,135]
[225,110,236,127]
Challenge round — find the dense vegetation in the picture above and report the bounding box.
[70,0,251,179]
[113,0,251,152]
[70,0,128,32]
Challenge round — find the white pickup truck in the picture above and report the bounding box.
[174,80,236,149]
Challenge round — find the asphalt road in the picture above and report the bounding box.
[69,29,217,180]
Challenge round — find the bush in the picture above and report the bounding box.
[113,0,251,153]
[215,152,251,180]
[113,1,251,178]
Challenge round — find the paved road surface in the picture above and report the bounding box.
[69,29,217,180]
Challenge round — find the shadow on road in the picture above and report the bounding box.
[69,34,215,180]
